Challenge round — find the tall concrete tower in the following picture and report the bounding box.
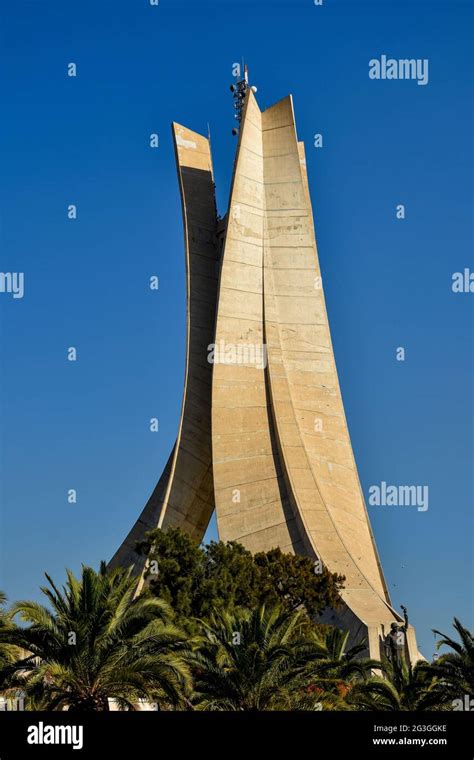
[110,77,421,663]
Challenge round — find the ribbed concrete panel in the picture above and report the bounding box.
[212,91,421,659]
[109,123,218,573]
[261,97,392,617]
[212,92,300,553]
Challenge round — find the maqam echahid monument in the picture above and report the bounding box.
[110,68,422,663]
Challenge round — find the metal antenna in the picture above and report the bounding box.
[229,63,257,136]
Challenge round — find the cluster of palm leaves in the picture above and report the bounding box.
[0,564,192,711]
[0,565,471,711]
[190,609,383,711]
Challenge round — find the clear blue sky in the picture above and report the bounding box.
[0,0,472,659]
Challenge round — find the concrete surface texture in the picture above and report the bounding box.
[109,123,219,575]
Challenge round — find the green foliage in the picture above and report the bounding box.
[138,528,345,630]
[343,620,474,712]
[346,657,437,711]
[303,627,380,683]
[190,604,322,710]
[0,554,471,713]
[0,592,20,672]
[414,618,474,709]
[253,547,344,614]
[0,564,192,711]
[189,608,387,712]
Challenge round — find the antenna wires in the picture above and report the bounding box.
[229,64,257,136]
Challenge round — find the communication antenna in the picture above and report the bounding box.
[229,63,257,136]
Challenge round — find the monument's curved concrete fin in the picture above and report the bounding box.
[109,123,219,574]
[211,92,304,555]
[212,91,421,661]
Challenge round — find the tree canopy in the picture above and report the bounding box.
[137,528,345,630]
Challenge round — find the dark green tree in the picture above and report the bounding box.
[138,528,344,631]
[253,547,344,615]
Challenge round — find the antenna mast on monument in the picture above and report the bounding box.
[230,63,257,136]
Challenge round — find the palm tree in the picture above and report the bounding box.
[417,618,474,709]
[346,655,440,711]
[298,627,381,710]
[0,592,20,673]
[0,592,9,668]
[0,563,192,711]
[190,604,322,710]
[305,627,379,677]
